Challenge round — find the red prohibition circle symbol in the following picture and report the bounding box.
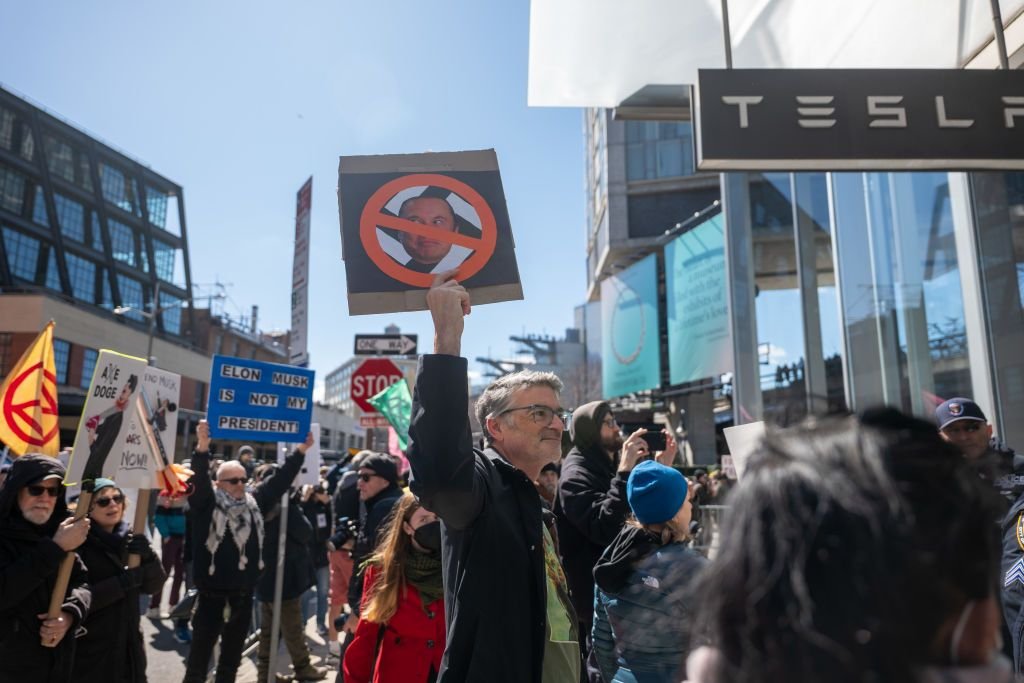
[359,173,498,288]
[2,361,58,446]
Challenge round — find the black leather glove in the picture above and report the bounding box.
[126,533,156,560]
[120,566,144,590]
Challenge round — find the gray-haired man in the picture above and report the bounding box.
[407,272,581,683]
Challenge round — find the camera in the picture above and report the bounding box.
[328,517,358,550]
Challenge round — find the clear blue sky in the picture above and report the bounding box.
[0,0,586,391]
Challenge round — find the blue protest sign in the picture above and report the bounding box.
[207,355,315,442]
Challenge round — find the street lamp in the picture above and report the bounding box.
[114,282,192,366]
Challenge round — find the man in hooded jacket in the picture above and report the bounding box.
[0,454,91,683]
[553,401,653,669]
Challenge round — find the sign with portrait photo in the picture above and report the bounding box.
[66,350,181,489]
[338,149,523,314]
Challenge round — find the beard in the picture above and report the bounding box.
[21,506,53,525]
[600,433,624,454]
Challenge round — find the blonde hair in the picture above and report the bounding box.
[361,493,420,624]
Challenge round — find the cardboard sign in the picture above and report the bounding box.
[207,355,315,442]
[67,351,181,488]
[722,421,765,481]
[278,422,322,488]
[338,149,523,314]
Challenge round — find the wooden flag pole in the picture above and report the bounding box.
[46,489,92,623]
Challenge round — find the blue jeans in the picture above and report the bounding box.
[302,565,330,627]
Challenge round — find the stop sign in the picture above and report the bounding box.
[351,358,404,413]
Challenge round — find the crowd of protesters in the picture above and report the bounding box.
[3,271,1024,683]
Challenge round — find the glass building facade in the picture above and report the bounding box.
[584,108,1024,461]
[0,85,194,346]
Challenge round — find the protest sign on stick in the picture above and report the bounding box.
[338,149,523,314]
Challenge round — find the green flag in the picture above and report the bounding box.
[368,378,412,451]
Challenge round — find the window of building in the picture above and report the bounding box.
[139,238,150,273]
[160,291,182,335]
[65,252,97,302]
[100,269,112,308]
[107,219,136,266]
[45,248,61,292]
[100,162,137,214]
[31,186,48,227]
[43,133,92,191]
[53,339,70,385]
[0,165,26,215]
[53,193,85,243]
[321,427,332,450]
[153,239,176,282]
[2,226,40,281]
[0,106,35,162]
[80,348,97,389]
[90,211,103,251]
[115,274,145,321]
[146,186,168,229]
[625,121,695,181]
[0,332,11,375]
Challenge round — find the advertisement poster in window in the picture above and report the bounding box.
[600,253,661,398]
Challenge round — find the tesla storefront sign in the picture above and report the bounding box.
[694,69,1024,171]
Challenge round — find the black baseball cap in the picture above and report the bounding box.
[935,398,987,430]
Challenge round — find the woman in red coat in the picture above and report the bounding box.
[343,492,445,683]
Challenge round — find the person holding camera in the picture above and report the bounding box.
[73,478,166,683]
[553,401,677,678]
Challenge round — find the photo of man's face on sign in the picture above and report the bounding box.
[338,149,523,315]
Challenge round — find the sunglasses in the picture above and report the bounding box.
[94,494,125,508]
[358,473,380,483]
[218,477,246,485]
[26,484,60,498]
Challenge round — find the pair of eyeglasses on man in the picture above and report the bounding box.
[358,473,380,483]
[218,477,246,485]
[492,404,571,428]
[94,494,125,508]
[26,484,60,498]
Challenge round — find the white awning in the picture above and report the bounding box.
[528,0,1022,108]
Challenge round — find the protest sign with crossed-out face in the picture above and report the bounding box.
[338,149,523,315]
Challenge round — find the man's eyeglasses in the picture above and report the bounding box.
[492,404,571,428]
[26,484,60,498]
[602,416,618,428]
[94,494,125,508]
[218,477,246,485]
[358,473,380,483]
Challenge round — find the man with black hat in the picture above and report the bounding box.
[935,397,1023,509]
[553,401,660,677]
[345,452,403,623]
[0,454,91,682]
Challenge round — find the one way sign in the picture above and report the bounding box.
[354,334,418,356]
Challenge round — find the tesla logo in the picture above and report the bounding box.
[722,94,1024,130]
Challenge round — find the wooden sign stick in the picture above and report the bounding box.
[128,392,167,568]
[46,489,92,626]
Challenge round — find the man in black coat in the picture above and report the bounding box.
[0,454,91,683]
[553,400,649,665]
[345,453,403,620]
[254,464,326,682]
[407,273,580,683]
[182,421,314,683]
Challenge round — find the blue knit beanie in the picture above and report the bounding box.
[92,477,117,493]
[627,461,688,524]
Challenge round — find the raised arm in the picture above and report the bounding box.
[255,432,313,512]
[189,420,214,510]
[407,272,483,531]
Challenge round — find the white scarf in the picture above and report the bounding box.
[205,488,265,574]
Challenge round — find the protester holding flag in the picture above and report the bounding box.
[0,454,90,683]
[73,477,166,683]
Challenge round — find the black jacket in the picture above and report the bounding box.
[302,497,332,569]
[73,521,165,683]
[190,447,305,593]
[553,401,629,627]
[408,354,562,683]
[257,488,316,602]
[0,454,91,683]
[347,484,403,613]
